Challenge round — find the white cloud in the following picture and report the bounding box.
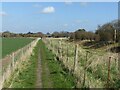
[41,6,55,14]
[80,2,88,6]
[0,11,7,16]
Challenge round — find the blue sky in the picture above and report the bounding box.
[0,2,118,34]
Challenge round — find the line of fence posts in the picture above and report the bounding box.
[0,39,39,89]
[47,39,87,87]
[45,39,119,88]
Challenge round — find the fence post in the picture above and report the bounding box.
[83,51,89,87]
[12,53,15,68]
[107,56,111,88]
[49,39,51,50]
[66,44,69,63]
[51,40,54,53]
[115,58,116,67]
[21,48,24,59]
[73,44,78,73]
[56,41,59,56]
[59,40,62,60]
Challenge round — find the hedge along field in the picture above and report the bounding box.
[2,37,34,58]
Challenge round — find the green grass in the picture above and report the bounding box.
[3,40,76,88]
[3,39,39,88]
[44,38,119,88]
[40,40,76,88]
[2,37,34,58]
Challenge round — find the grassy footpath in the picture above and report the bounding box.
[3,40,75,88]
[40,40,76,88]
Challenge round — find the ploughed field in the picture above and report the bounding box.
[1,37,34,58]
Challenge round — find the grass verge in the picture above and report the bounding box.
[3,39,39,88]
[40,40,76,88]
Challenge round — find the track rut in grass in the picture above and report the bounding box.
[36,48,42,88]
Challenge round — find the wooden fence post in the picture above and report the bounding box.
[66,44,69,63]
[73,44,78,73]
[107,56,111,88]
[59,40,62,60]
[83,51,89,87]
[12,53,15,68]
[50,40,52,49]
[22,48,24,59]
[52,40,54,54]
[57,41,60,56]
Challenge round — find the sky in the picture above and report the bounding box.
[0,2,118,34]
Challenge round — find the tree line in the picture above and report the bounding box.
[48,20,120,42]
[1,31,44,38]
[1,19,120,42]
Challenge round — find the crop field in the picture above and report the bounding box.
[43,38,119,88]
[1,37,34,58]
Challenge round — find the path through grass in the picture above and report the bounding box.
[40,40,76,88]
[3,39,76,88]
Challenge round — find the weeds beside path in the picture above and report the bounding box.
[40,40,75,88]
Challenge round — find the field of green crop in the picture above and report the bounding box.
[2,37,34,58]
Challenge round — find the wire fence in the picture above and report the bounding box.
[43,38,119,88]
[0,38,40,89]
